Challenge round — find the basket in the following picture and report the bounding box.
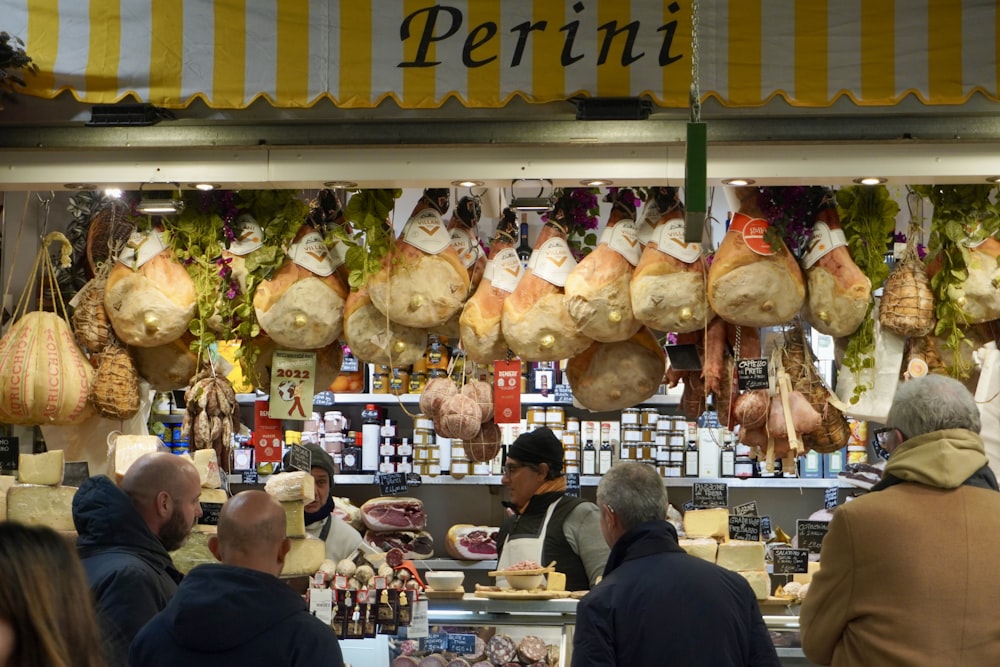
[71,276,112,353]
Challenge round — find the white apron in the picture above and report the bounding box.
[496,500,558,587]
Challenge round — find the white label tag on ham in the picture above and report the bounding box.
[801,221,848,269]
[651,218,702,263]
[485,247,523,293]
[529,237,577,287]
[450,227,482,268]
[117,229,168,269]
[227,214,264,256]
[401,208,452,254]
[637,199,662,245]
[599,219,642,265]
[326,235,349,271]
[288,231,337,276]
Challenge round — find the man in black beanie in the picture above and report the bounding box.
[495,427,609,591]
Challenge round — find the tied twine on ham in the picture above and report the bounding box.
[630,187,715,333]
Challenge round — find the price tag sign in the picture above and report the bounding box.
[565,472,581,498]
[824,486,839,510]
[796,520,830,554]
[241,469,259,485]
[553,383,573,404]
[313,391,336,408]
[424,632,448,653]
[0,437,18,471]
[761,515,772,538]
[407,600,429,639]
[377,472,409,495]
[493,359,522,424]
[288,443,312,472]
[62,461,90,487]
[733,500,759,517]
[447,634,478,654]
[772,547,810,574]
[198,502,224,526]
[692,482,728,508]
[406,472,423,487]
[736,358,770,391]
[268,351,317,421]
[729,514,762,541]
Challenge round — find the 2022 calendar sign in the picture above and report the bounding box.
[269,351,317,421]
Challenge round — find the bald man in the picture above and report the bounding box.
[130,492,345,667]
[72,452,203,667]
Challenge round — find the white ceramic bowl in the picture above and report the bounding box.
[425,571,465,591]
[505,573,544,590]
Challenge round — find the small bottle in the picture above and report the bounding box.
[684,438,700,477]
[582,439,597,476]
[516,220,533,269]
[598,440,613,475]
[361,404,381,473]
[719,431,736,478]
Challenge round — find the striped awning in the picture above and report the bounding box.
[4,0,997,110]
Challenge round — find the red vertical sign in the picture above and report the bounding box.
[493,359,522,424]
[253,399,284,463]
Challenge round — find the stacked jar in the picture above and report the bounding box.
[450,440,470,479]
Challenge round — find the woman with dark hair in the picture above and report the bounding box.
[0,521,106,667]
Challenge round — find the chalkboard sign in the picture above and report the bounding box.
[729,514,763,541]
[199,502,224,526]
[0,437,18,471]
[406,473,423,488]
[424,632,448,653]
[340,355,360,373]
[796,520,830,554]
[62,461,90,488]
[736,358,770,391]
[288,444,312,472]
[666,344,702,370]
[377,472,408,496]
[682,500,695,511]
[772,547,810,574]
[824,486,839,510]
[242,470,259,485]
[448,633,477,654]
[553,384,574,404]
[733,500,758,517]
[692,482,728,508]
[696,411,721,428]
[565,472,581,498]
[313,391,336,408]
[761,515,772,538]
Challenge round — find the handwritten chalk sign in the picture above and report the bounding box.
[824,486,839,510]
[448,634,477,654]
[0,437,18,471]
[733,500,759,517]
[729,514,763,541]
[761,516,772,538]
[553,384,574,404]
[737,358,770,391]
[288,443,312,473]
[199,502,224,526]
[62,461,90,487]
[772,547,810,574]
[797,520,830,554]
[692,482,728,508]
[406,473,422,488]
[424,632,447,653]
[241,470,259,485]
[377,472,408,496]
[565,472,581,498]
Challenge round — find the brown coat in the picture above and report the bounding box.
[800,429,1000,666]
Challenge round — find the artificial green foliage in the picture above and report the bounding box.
[343,189,402,290]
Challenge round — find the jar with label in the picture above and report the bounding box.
[526,406,546,428]
[641,407,660,428]
[735,455,755,478]
[546,406,565,428]
[426,334,449,371]
[664,462,683,478]
[450,453,470,479]
[565,416,580,432]
[621,407,641,427]
[389,368,409,396]
[371,372,388,394]
[669,439,685,465]
[408,372,427,393]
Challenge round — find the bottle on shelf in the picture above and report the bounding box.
[598,439,613,475]
[516,219,533,269]
[684,434,700,477]
[361,404,381,473]
[719,430,736,478]
[582,439,597,476]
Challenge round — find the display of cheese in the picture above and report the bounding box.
[716,540,766,571]
[6,485,77,531]
[281,535,326,576]
[111,435,163,483]
[683,508,729,539]
[17,450,64,485]
[169,525,218,574]
[738,569,771,600]
[264,471,316,502]
[793,560,822,585]
[192,449,222,489]
[282,501,307,538]
[0,475,15,519]
[198,488,228,505]
[546,571,567,592]
[679,537,719,563]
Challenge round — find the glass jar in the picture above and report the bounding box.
[621,407,641,427]
[389,368,410,396]
[450,454,470,479]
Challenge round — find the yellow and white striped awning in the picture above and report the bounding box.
[5,0,998,110]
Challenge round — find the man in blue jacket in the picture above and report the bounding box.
[73,452,203,667]
[572,462,779,667]
[129,490,344,666]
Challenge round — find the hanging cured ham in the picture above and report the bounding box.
[368,189,471,329]
[343,284,427,367]
[800,196,872,337]
[448,195,488,292]
[566,327,666,411]
[459,209,522,363]
[253,225,349,349]
[630,187,714,333]
[927,236,1000,324]
[501,199,592,362]
[707,187,805,327]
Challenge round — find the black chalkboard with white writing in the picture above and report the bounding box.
[692,482,728,508]
[728,514,762,541]
[772,547,809,574]
[796,520,830,554]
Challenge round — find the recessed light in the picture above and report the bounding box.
[853,177,887,185]
[581,179,613,187]
[190,183,220,191]
[451,180,484,187]
[986,176,1000,183]
[323,181,358,189]
[64,183,97,190]
[722,178,755,186]
[104,188,123,199]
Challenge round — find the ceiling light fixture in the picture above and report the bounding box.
[64,183,98,190]
[451,180,484,188]
[190,183,220,191]
[135,182,184,215]
[323,180,358,189]
[581,179,613,187]
[853,177,887,185]
[722,178,755,186]
[104,188,123,199]
[509,179,554,212]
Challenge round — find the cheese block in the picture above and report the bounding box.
[282,500,307,538]
[679,537,719,563]
[793,560,822,584]
[281,535,325,576]
[6,485,77,531]
[17,450,65,485]
[683,508,729,539]
[169,525,219,574]
[112,435,163,483]
[0,475,15,519]
[192,449,222,489]
[546,571,567,592]
[264,471,315,502]
[199,488,228,505]
[716,540,766,571]
[738,569,771,600]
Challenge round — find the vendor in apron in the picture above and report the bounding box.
[496,428,610,591]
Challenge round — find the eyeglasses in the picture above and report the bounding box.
[502,463,530,476]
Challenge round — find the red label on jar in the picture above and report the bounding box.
[729,212,775,256]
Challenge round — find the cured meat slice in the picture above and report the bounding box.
[462,636,487,662]
[566,327,666,412]
[363,530,434,560]
[445,524,499,560]
[418,656,447,667]
[361,497,427,531]
[486,635,517,665]
[516,636,548,664]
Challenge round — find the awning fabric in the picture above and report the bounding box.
[4,0,997,110]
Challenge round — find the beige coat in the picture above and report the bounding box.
[800,429,1000,666]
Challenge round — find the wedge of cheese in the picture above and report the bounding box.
[716,540,766,571]
[18,450,65,485]
[546,571,567,592]
[192,449,222,489]
[112,435,163,483]
[679,537,719,563]
[199,488,228,505]
[6,485,77,531]
[683,508,729,540]
[282,500,307,538]
[169,526,219,574]
[265,471,315,502]
[793,561,822,584]
[738,569,771,600]
[281,535,325,576]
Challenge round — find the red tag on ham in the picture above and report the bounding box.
[493,359,521,424]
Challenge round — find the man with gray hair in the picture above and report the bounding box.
[572,462,778,666]
[801,375,1000,666]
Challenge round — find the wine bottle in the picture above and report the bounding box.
[516,220,533,269]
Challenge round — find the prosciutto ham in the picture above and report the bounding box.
[342,284,427,367]
[445,524,499,560]
[360,496,427,532]
[363,530,434,560]
[566,327,666,411]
